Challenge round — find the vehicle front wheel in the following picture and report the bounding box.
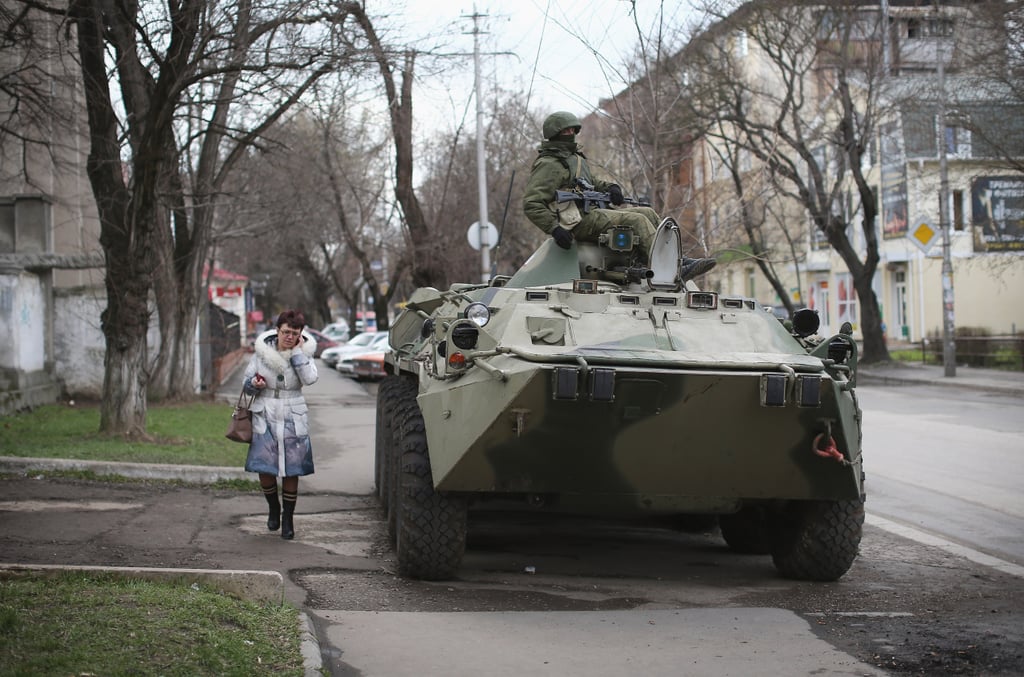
[770,498,864,581]
[392,385,467,580]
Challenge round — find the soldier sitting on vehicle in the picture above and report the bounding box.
[523,110,716,282]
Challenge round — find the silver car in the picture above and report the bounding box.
[336,332,390,376]
[319,331,382,369]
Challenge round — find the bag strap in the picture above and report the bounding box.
[236,389,255,408]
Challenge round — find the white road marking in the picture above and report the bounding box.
[867,513,1024,578]
[806,611,915,617]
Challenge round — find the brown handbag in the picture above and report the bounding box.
[225,390,255,443]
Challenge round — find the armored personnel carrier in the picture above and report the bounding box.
[376,218,864,582]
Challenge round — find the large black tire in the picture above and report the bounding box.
[392,386,467,580]
[374,377,402,501]
[770,498,864,581]
[719,506,773,554]
[386,379,419,542]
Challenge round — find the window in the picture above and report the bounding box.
[836,273,857,328]
[952,190,964,231]
[0,201,13,253]
[907,17,954,39]
[734,30,748,58]
[944,125,971,157]
[739,148,752,172]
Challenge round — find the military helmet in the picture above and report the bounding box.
[542,111,582,139]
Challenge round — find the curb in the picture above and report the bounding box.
[299,612,325,677]
[0,562,284,604]
[0,456,249,483]
[857,371,1024,397]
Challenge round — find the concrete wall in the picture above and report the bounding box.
[0,273,45,372]
[52,286,108,398]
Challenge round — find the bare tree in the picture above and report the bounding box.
[353,11,450,290]
[952,1,1024,175]
[684,2,892,362]
[316,97,409,332]
[416,88,543,283]
[64,0,367,433]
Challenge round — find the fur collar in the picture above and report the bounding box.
[254,328,316,374]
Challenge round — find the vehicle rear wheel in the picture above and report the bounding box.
[386,378,419,543]
[672,514,719,533]
[770,498,864,581]
[719,506,773,554]
[392,385,467,580]
[374,376,403,502]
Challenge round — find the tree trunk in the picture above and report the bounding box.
[75,4,152,434]
[99,325,149,437]
[853,274,888,363]
[354,8,446,290]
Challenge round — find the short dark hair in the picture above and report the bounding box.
[276,309,306,330]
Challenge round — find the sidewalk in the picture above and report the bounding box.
[856,361,1024,397]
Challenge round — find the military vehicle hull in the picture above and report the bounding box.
[378,230,865,582]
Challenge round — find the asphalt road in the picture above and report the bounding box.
[859,384,1024,567]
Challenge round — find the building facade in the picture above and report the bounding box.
[592,0,1024,349]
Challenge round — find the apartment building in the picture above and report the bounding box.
[589,1,1023,347]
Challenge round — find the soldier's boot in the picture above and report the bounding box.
[679,257,717,282]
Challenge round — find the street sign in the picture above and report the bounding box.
[467,221,498,251]
[908,217,938,254]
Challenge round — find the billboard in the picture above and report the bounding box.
[880,122,908,240]
[972,176,1024,252]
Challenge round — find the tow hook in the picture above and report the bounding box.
[812,433,844,462]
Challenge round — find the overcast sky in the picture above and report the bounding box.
[371,0,700,138]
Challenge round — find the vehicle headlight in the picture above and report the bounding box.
[464,302,491,327]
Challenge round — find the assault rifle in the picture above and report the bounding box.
[553,178,651,214]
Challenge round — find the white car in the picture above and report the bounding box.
[336,332,391,376]
[320,320,351,343]
[319,331,381,368]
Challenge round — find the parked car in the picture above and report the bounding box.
[303,328,338,358]
[351,350,388,381]
[320,321,350,343]
[336,332,390,376]
[320,331,384,369]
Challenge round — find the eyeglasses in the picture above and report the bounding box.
[279,329,302,338]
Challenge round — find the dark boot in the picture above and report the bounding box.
[679,257,717,282]
[262,483,280,531]
[281,491,297,540]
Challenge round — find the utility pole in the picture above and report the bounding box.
[468,7,491,283]
[937,18,957,377]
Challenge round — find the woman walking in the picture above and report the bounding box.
[242,309,318,539]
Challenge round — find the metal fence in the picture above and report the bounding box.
[920,335,1024,370]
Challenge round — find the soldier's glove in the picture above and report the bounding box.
[551,226,574,249]
[608,184,624,206]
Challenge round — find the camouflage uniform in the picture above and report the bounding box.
[522,136,659,258]
[524,111,716,280]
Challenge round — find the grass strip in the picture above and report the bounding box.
[0,401,247,467]
[0,571,304,676]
